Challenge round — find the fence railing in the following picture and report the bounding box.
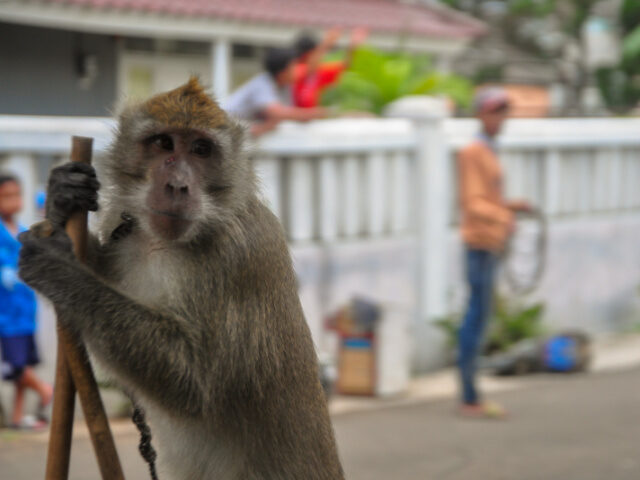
[445,118,640,220]
[2,111,640,327]
[255,119,418,243]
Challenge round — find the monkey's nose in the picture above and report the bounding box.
[165,181,189,197]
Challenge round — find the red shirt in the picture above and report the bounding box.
[293,61,346,108]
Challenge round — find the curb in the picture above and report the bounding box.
[329,333,640,416]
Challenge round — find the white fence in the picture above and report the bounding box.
[3,114,640,237]
[2,111,640,370]
[254,119,418,243]
[445,118,640,220]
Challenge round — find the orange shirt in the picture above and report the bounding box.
[457,140,513,252]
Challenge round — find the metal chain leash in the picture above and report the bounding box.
[132,405,159,480]
[502,208,547,295]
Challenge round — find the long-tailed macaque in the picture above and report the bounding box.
[18,78,344,479]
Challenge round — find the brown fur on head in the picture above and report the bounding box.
[144,77,229,131]
[97,77,254,245]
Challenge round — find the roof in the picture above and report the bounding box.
[40,0,486,38]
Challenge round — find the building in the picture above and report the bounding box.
[0,0,485,116]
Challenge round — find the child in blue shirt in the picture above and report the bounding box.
[0,173,52,429]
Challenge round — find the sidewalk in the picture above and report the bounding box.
[329,331,640,415]
[3,332,640,442]
[2,333,640,480]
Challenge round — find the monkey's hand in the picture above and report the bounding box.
[18,220,78,304]
[46,163,100,228]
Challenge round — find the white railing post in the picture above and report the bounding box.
[544,149,561,217]
[318,156,339,241]
[211,38,231,101]
[386,97,450,322]
[341,154,362,238]
[364,151,388,236]
[286,156,315,242]
[389,150,412,234]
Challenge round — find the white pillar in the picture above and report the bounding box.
[341,155,362,238]
[544,149,561,217]
[211,38,231,101]
[609,148,622,211]
[287,157,315,242]
[364,151,388,236]
[389,150,412,234]
[318,156,339,241]
[385,96,450,321]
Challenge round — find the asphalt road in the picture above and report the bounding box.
[336,368,640,480]
[1,367,639,479]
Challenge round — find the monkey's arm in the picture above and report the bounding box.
[18,226,207,416]
[84,213,137,277]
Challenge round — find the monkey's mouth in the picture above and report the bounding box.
[149,209,193,240]
[150,209,188,220]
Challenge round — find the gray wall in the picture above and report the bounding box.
[0,22,117,116]
[445,216,640,336]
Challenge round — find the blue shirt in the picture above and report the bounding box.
[0,220,37,337]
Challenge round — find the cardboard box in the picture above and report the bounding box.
[337,337,376,395]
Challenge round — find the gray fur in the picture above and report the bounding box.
[18,99,344,479]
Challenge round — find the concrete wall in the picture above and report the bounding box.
[0,23,117,116]
[292,237,418,358]
[522,214,640,334]
[445,214,640,341]
[2,236,420,417]
[290,215,640,376]
[5,215,640,418]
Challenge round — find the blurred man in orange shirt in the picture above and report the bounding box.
[457,87,530,418]
[292,27,368,108]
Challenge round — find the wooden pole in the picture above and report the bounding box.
[45,340,76,479]
[45,136,125,480]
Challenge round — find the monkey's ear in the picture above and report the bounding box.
[228,119,251,154]
[110,97,157,143]
[111,94,145,123]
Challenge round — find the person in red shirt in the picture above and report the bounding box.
[292,27,368,108]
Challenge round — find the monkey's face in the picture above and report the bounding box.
[102,78,252,245]
[125,122,247,244]
[140,129,215,241]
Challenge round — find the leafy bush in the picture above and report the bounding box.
[594,0,640,113]
[595,67,640,114]
[485,296,545,354]
[434,295,545,356]
[320,47,473,115]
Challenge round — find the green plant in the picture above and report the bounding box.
[485,296,545,354]
[434,316,460,350]
[595,67,640,114]
[320,47,473,115]
[433,295,545,356]
[592,0,640,113]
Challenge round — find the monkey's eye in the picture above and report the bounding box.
[150,134,174,151]
[191,139,213,157]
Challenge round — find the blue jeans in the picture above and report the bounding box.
[458,248,497,405]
